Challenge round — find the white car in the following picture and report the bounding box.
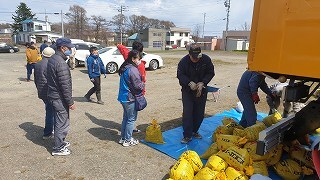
[73,42,104,66]
[97,46,164,74]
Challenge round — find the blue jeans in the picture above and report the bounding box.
[121,101,138,140]
[237,92,257,128]
[26,63,35,80]
[43,100,54,136]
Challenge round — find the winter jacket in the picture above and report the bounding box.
[39,43,48,53]
[177,54,215,93]
[34,57,49,101]
[86,54,106,79]
[237,70,272,96]
[26,46,39,63]
[47,50,74,106]
[118,64,145,103]
[117,44,147,84]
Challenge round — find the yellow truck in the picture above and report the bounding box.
[247,0,320,161]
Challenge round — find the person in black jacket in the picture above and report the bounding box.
[47,38,76,156]
[34,47,55,140]
[177,44,215,144]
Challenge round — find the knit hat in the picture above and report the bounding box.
[42,47,55,58]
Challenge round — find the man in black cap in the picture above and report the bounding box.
[177,44,215,143]
[47,38,76,156]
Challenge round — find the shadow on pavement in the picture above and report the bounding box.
[79,70,88,74]
[86,112,121,143]
[19,122,52,153]
[73,96,96,103]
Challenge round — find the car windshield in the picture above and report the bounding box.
[98,47,113,54]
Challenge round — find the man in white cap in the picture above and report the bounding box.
[47,38,76,156]
[34,47,56,140]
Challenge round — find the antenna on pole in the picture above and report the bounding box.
[224,0,231,51]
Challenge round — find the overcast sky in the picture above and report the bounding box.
[0,0,255,37]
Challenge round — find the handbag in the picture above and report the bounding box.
[123,69,147,111]
[134,93,147,111]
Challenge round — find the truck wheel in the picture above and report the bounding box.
[106,62,118,74]
[149,60,159,70]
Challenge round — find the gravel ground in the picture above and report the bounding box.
[0,48,275,180]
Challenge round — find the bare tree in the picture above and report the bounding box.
[241,22,251,31]
[90,15,108,43]
[127,15,149,35]
[111,14,127,43]
[192,24,201,43]
[67,5,89,39]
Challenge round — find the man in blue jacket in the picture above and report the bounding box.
[177,44,215,144]
[84,46,106,105]
[237,70,274,128]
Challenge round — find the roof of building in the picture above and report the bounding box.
[170,27,191,32]
[22,19,48,24]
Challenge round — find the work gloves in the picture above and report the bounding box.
[252,93,260,104]
[196,82,204,97]
[188,81,197,91]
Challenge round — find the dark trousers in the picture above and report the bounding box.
[50,99,70,151]
[85,77,101,98]
[43,100,54,137]
[26,63,35,80]
[238,92,257,128]
[182,89,207,138]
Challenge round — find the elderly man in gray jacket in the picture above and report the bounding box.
[47,38,76,156]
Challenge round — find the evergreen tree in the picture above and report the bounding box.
[11,2,35,34]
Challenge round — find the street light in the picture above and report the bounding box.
[53,10,71,37]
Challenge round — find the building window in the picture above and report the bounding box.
[166,32,170,36]
[170,41,174,45]
[153,41,162,48]
[35,25,42,30]
[153,33,161,36]
[170,32,174,36]
[179,33,183,36]
[185,33,188,37]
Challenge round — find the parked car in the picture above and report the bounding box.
[94,46,164,74]
[0,43,19,53]
[73,42,104,67]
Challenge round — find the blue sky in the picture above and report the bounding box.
[0,0,255,37]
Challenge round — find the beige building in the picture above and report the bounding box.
[220,30,250,51]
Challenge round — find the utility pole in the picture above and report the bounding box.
[117,5,128,44]
[224,0,231,51]
[202,13,206,39]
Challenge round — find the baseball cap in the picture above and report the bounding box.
[189,44,202,59]
[55,38,75,48]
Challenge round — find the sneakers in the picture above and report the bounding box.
[118,138,125,144]
[181,137,192,144]
[64,141,70,148]
[42,133,54,140]
[193,132,202,139]
[52,148,71,156]
[97,100,104,105]
[122,138,139,147]
[84,95,92,102]
[133,129,141,133]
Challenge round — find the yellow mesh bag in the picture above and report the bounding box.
[212,126,233,142]
[205,155,228,172]
[217,146,251,171]
[273,159,303,180]
[244,141,269,161]
[179,150,203,173]
[265,144,283,166]
[289,146,314,169]
[252,161,269,176]
[193,167,226,180]
[222,117,238,125]
[244,122,266,141]
[262,111,282,127]
[225,167,249,180]
[216,134,247,151]
[170,157,194,180]
[233,128,246,137]
[201,143,219,159]
[145,119,165,144]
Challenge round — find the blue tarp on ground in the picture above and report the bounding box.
[142,109,282,179]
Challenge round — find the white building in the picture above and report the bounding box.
[166,27,192,48]
[18,18,61,44]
